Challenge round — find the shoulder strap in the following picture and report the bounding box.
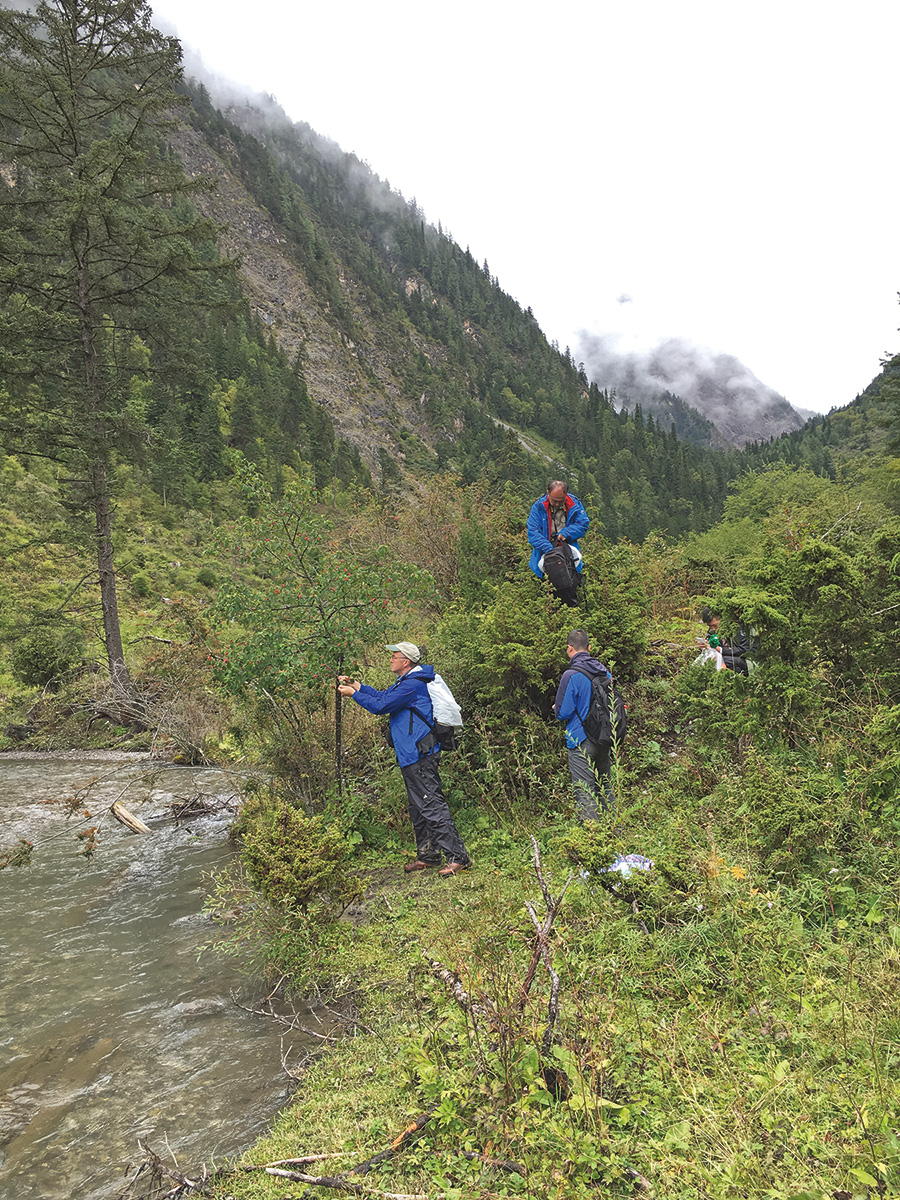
[409,705,434,731]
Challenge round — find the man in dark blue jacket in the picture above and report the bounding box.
[338,641,470,876]
[553,629,614,820]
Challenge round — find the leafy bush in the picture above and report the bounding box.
[8,627,83,688]
[236,788,362,914]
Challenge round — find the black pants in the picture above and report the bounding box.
[400,754,469,866]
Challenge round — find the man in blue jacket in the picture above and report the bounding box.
[338,641,470,877]
[553,629,614,820]
[527,480,590,584]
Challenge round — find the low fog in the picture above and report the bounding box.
[577,332,807,447]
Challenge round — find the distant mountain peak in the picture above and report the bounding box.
[577,331,806,447]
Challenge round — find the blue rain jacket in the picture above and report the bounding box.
[554,652,610,748]
[527,492,590,579]
[353,664,438,768]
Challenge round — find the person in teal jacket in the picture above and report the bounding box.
[527,480,590,580]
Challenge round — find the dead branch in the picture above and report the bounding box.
[164,792,237,824]
[347,1109,435,1176]
[627,1165,653,1190]
[269,1165,428,1197]
[238,1153,346,1169]
[516,838,572,1013]
[524,899,562,1056]
[460,1150,526,1176]
[116,1142,209,1199]
[421,951,496,1022]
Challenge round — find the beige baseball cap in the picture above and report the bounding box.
[386,641,421,663]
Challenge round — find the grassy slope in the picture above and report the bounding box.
[207,670,900,1200]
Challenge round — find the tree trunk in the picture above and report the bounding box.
[92,457,133,701]
[78,253,133,706]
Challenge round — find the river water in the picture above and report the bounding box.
[0,754,311,1200]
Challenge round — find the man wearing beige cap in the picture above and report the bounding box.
[338,642,470,877]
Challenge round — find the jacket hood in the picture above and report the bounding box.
[568,651,608,678]
[405,663,436,683]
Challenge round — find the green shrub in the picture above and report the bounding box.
[8,627,83,688]
[237,790,362,914]
[727,747,857,879]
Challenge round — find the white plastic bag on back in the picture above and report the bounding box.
[428,673,463,729]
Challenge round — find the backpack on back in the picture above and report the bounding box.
[541,542,580,607]
[574,669,627,746]
[412,673,463,754]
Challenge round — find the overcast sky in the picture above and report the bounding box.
[153,0,899,416]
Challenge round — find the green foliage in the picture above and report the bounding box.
[213,460,433,697]
[727,747,857,879]
[435,540,649,727]
[0,0,230,688]
[8,626,83,688]
[209,459,435,788]
[235,788,361,913]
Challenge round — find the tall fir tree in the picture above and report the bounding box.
[0,0,229,701]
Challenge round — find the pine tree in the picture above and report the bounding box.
[0,0,228,702]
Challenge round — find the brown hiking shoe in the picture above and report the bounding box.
[403,860,437,873]
[438,862,470,877]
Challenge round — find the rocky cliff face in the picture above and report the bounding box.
[172,122,442,469]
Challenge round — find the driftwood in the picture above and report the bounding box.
[110,800,153,834]
[116,1141,210,1199]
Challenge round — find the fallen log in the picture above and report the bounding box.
[110,801,152,834]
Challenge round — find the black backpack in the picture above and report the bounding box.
[574,669,627,746]
[542,542,580,607]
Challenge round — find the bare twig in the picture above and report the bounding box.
[232,996,343,1041]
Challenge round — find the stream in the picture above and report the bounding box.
[0,753,312,1200]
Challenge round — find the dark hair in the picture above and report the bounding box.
[547,479,567,495]
[567,629,589,652]
[701,605,718,625]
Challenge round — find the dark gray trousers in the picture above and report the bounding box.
[400,754,469,866]
[567,738,614,820]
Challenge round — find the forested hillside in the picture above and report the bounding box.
[3,4,900,1197]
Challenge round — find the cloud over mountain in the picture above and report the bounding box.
[577,332,807,447]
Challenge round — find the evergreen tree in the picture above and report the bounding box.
[0,0,227,701]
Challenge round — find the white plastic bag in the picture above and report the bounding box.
[427,673,463,729]
[693,645,725,671]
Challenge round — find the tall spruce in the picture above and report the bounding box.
[0,0,225,702]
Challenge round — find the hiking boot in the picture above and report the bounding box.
[403,860,437,873]
[438,862,470,877]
